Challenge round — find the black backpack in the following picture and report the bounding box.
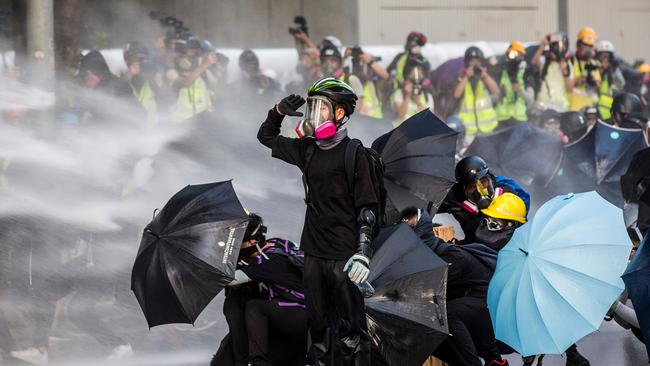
[301,139,387,233]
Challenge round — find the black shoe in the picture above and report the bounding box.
[566,347,590,366]
[485,358,509,366]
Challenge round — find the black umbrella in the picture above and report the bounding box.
[621,148,650,235]
[371,109,457,216]
[366,223,449,366]
[550,121,646,206]
[622,234,650,361]
[131,180,249,328]
[464,123,563,188]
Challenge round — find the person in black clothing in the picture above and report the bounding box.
[438,155,530,243]
[257,77,379,366]
[212,213,307,366]
[401,207,508,366]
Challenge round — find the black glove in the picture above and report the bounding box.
[276,94,305,117]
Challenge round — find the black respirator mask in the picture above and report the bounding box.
[475,219,516,251]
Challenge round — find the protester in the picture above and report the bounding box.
[610,92,644,128]
[401,207,508,366]
[214,213,307,366]
[257,78,379,365]
[438,156,530,243]
[531,32,573,112]
[454,46,501,138]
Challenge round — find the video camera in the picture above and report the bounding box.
[149,11,191,48]
[288,16,309,36]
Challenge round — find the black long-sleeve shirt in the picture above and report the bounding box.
[257,108,378,260]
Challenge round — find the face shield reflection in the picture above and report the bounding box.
[303,96,334,132]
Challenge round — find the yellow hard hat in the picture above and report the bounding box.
[637,63,650,74]
[577,27,597,46]
[481,193,527,224]
[506,41,526,56]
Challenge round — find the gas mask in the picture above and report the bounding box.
[575,47,594,61]
[295,96,338,139]
[177,55,198,71]
[475,218,516,251]
[465,178,495,209]
[85,72,101,88]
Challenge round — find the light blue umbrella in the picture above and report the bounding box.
[487,191,632,356]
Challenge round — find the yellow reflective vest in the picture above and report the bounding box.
[172,77,212,122]
[568,57,600,111]
[458,80,498,135]
[360,81,383,119]
[495,69,527,122]
[598,73,614,121]
[129,80,158,124]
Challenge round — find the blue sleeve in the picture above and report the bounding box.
[495,175,531,214]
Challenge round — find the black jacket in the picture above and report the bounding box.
[257,109,378,260]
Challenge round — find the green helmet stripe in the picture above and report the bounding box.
[309,77,354,93]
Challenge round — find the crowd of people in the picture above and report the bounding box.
[1,11,649,366]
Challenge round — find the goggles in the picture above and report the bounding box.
[483,217,514,232]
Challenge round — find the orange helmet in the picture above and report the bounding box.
[577,27,597,46]
[637,63,650,74]
[506,41,526,57]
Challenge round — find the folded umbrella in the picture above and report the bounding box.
[366,223,449,366]
[371,109,457,217]
[464,123,563,188]
[131,180,249,328]
[622,233,650,361]
[487,191,632,356]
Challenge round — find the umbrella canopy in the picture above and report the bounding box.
[622,234,650,361]
[371,109,457,216]
[621,148,650,234]
[366,223,449,366]
[464,123,563,188]
[487,191,632,356]
[429,56,464,89]
[131,181,249,328]
[550,121,646,206]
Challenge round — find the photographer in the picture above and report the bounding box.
[168,36,215,122]
[287,16,321,92]
[387,31,427,93]
[119,41,162,124]
[347,46,389,119]
[453,46,501,138]
[494,42,535,129]
[594,40,626,121]
[390,54,434,125]
[531,32,574,113]
[568,27,601,111]
[235,49,281,103]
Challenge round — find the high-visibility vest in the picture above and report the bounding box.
[537,61,569,112]
[129,80,158,124]
[598,73,614,121]
[568,57,600,111]
[172,77,212,122]
[458,80,498,135]
[391,53,409,91]
[391,90,432,126]
[495,69,528,122]
[360,81,383,119]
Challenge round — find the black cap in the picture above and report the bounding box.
[455,156,490,184]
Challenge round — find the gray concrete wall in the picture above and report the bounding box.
[80,0,359,49]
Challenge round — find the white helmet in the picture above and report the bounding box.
[595,40,615,54]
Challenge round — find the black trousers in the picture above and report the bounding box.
[304,255,371,366]
[433,296,501,366]
[222,285,264,366]
[245,299,307,366]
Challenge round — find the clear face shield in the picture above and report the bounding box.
[295,96,338,139]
